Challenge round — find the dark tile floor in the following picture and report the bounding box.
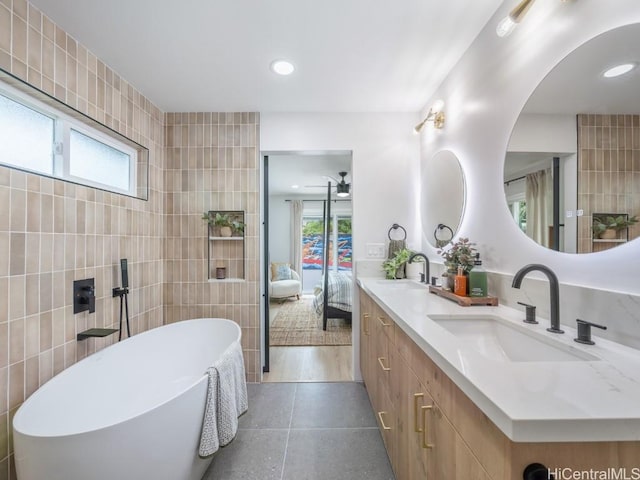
[202,382,395,480]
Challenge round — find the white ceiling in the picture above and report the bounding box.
[268,153,352,196]
[28,0,503,113]
[522,23,640,115]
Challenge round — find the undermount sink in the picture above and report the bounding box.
[428,315,599,363]
[375,280,427,291]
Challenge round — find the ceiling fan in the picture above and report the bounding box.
[305,171,351,197]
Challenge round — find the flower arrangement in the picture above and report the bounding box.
[437,237,477,275]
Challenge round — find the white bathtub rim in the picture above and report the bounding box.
[13,317,242,439]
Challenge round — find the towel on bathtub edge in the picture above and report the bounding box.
[199,341,249,457]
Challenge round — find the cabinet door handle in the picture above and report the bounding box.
[378,316,391,327]
[377,411,392,431]
[413,393,424,433]
[421,405,434,449]
[362,313,370,335]
[378,357,391,371]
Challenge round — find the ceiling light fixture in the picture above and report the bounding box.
[496,0,536,38]
[270,60,295,76]
[603,63,636,78]
[414,99,445,133]
[291,184,299,189]
[336,171,351,197]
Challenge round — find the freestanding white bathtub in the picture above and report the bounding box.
[13,318,243,480]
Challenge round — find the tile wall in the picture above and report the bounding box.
[0,0,167,477]
[2,2,262,477]
[164,112,261,383]
[577,114,640,253]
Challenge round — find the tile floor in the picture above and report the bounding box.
[202,382,395,480]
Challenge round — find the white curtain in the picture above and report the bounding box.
[525,168,553,247]
[290,200,303,275]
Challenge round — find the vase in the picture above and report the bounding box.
[599,228,617,240]
[443,273,455,291]
[220,226,232,237]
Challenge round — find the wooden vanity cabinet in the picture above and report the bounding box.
[359,289,640,480]
[360,290,489,480]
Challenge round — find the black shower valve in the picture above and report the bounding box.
[73,278,96,314]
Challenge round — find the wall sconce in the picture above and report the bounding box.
[414,99,445,133]
[496,0,536,37]
[496,0,568,38]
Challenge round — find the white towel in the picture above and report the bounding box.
[199,341,248,457]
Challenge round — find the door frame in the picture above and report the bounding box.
[260,150,353,377]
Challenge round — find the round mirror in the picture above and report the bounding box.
[504,23,640,254]
[422,150,466,248]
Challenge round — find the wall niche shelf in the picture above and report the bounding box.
[591,212,631,253]
[205,210,246,281]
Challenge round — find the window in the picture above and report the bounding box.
[301,215,352,272]
[69,128,133,193]
[0,82,139,197]
[0,93,54,176]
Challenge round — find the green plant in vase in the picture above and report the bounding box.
[202,212,232,236]
[592,214,638,239]
[382,248,415,280]
[230,218,246,236]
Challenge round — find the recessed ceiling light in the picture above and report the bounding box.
[603,63,636,78]
[291,184,299,189]
[270,60,295,76]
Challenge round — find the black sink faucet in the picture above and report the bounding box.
[511,264,564,334]
[408,253,430,284]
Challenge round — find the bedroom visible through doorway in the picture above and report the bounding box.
[262,151,353,382]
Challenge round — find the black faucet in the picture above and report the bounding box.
[511,264,563,334]
[408,253,430,284]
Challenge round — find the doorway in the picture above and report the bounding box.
[261,151,354,382]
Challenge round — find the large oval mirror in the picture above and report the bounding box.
[422,150,466,248]
[504,23,640,253]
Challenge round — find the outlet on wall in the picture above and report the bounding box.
[366,243,386,258]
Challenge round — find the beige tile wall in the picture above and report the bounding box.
[577,114,640,253]
[0,0,165,477]
[164,112,261,383]
[1,3,262,477]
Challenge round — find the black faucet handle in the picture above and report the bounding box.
[574,319,607,345]
[419,273,425,283]
[517,301,538,324]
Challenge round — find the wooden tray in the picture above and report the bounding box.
[428,286,498,306]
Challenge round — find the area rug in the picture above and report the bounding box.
[270,297,352,346]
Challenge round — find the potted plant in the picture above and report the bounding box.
[592,214,638,240]
[437,238,477,289]
[203,212,246,237]
[382,248,416,280]
[230,218,246,236]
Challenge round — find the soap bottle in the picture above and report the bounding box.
[454,266,467,296]
[469,253,488,297]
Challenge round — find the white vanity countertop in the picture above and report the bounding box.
[358,277,640,442]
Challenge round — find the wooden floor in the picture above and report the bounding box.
[264,297,353,382]
[262,345,353,382]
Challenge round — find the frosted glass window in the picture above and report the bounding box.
[70,129,131,192]
[0,93,54,175]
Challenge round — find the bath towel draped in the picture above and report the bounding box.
[199,341,248,457]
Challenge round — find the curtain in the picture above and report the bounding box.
[290,200,303,275]
[525,168,553,247]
